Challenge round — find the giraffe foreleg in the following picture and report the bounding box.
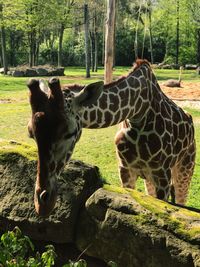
[144,178,156,197]
[118,165,137,189]
[115,127,138,189]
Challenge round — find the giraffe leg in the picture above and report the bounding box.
[144,178,156,197]
[172,145,195,205]
[118,165,137,189]
[150,167,172,202]
[115,126,138,189]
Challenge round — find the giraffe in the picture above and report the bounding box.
[27,60,196,217]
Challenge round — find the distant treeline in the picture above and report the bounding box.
[0,0,200,70]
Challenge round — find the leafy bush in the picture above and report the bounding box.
[0,227,56,267]
[0,228,118,267]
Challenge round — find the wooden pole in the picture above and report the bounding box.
[104,0,116,84]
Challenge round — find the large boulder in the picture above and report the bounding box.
[25,68,38,77]
[0,140,102,243]
[0,140,200,267]
[12,70,25,77]
[76,186,200,267]
[36,67,49,76]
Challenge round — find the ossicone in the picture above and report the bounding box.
[48,77,64,110]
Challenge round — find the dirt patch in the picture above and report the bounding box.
[160,81,200,100]
[0,99,12,104]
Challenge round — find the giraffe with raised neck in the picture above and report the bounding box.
[27,60,196,217]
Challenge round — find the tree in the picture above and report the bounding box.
[104,0,116,84]
[187,0,200,63]
[0,2,8,74]
[84,3,90,78]
[176,0,180,64]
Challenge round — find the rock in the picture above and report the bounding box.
[47,67,65,76]
[185,64,198,70]
[0,140,102,243]
[56,67,65,76]
[7,70,13,76]
[36,68,49,76]
[76,186,200,267]
[5,66,65,77]
[1,140,200,266]
[25,68,38,77]
[12,70,25,77]
[0,67,5,74]
[158,64,180,70]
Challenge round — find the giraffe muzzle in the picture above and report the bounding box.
[34,187,57,217]
[39,190,50,204]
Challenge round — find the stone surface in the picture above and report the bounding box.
[6,66,65,77]
[76,187,200,267]
[0,67,5,74]
[1,140,200,267]
[185,64,198,70]
[36,67,49,76]
[25,68,37,77]
[47,67,65,76]
[0,142,102,243]
[12,70,25,77]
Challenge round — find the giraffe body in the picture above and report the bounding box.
[27,60,195,216]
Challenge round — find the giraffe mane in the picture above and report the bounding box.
[132,59,151,71]
[62,84,84,93]
[62,59,151,91]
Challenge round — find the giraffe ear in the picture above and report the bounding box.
[74,81,104,108]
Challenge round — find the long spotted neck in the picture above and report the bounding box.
[80,63,157,129]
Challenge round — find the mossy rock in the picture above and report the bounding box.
[76,187,200,267]
[0,140,102,243]
[104,184,200,244]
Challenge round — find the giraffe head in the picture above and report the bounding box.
[27,78,103,217]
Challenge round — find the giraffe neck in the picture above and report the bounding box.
[80,64,161,129]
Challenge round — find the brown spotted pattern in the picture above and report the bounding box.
[28,60,195,216]
[75,60,195,204]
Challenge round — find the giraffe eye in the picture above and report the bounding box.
[34,112,45,124]
[64,129,77,139]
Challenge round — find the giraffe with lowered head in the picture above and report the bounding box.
[27,60,196,217]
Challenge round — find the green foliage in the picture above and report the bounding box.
[0,227,117,267]
[63,259,87,267]
[1,0,200,67]
[0,228,97,267]
[0,227,56,267]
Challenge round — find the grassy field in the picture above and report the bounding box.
[0,67,200,208]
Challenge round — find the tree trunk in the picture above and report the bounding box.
[148,1,154,64]
[197,28,200,64]
[9,32,15,66]
[84,4,90,78]
[35,40,40,66]
[104,0,116,84]
[176,0,180,65]
[90,32,95,72]
[29,32,34,67]
[1,26,8,74]
[58,24,64,67]
[94,31,98,72]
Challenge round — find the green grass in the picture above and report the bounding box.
[0,67,200,208]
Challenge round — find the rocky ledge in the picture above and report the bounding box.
[0,140,200,267]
